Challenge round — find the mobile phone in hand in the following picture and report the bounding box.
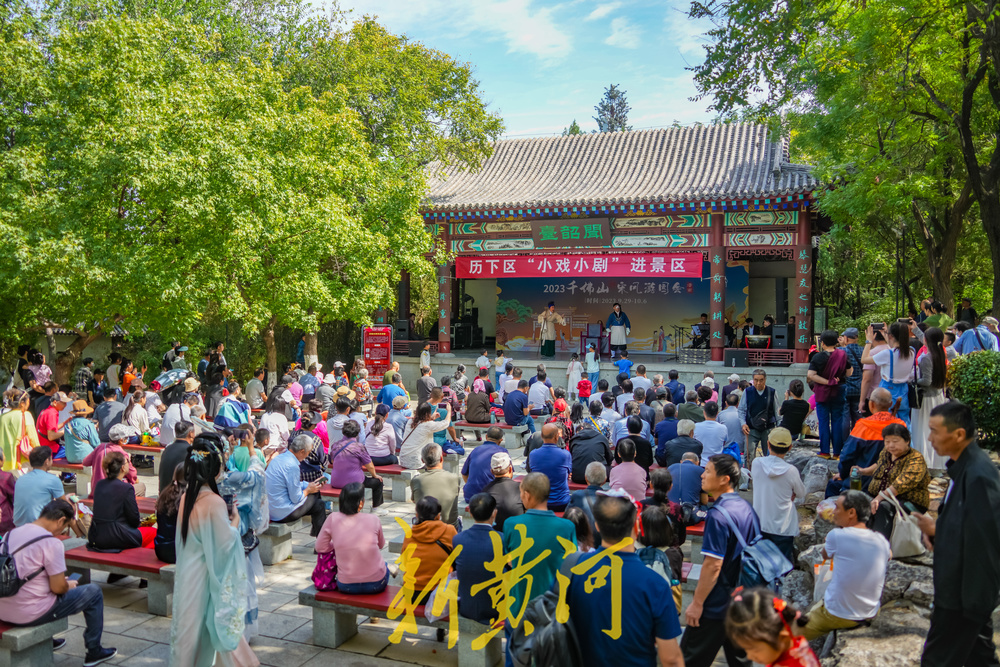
[68,573,82,582]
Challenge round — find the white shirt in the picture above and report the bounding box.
[824,527,891,620]
[106,364,120,390]
[498,374,513,402]
[750,456,806,536]
[694,420,729,465]
[527,381,551,409]
[871,347,915,384]
[399,418,451,469]
[259,411,290,451]
[475,355,490,369]
[585,352,600,373]
[245,378,266,409]
[145,391,163,424]
[615,394,631,414]
[632,376,652,393]
[494,357,507,373]
[159,403,191,445]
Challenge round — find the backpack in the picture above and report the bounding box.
[508,553,583,667]
[713,503,792,591]
[0,534,57,598]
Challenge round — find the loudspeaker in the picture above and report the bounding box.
[409,342,425,357]
[724,349,750,368]
[772,325,790,350]
[395,319,409,340]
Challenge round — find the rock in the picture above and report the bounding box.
[897,550,934,568]
[786,450,819,475]
[781,569,813,610]
[797,544,826,584]
[795,517,817,552]
[904,579,935,608]
[814,514,836,545]
[822,604,929,666]
[881,560,933,605]
[803,461,832,497]
[802,491,825,509]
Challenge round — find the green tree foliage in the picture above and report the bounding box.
[948,351,1000,449]
[593,84,632,133]
[562,120,583,136]
[687,0,998,314]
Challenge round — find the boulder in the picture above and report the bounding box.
[803,461,832,497]
[786,450,819,475]
[795,516,817,552]
[904,579,935,608]
[881,560,933,605]
[781,569,814,610]
[797,544,826,585]
[814,514,836,545]
[822,604,929,666]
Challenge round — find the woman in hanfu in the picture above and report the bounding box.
[170,432,259,667]
[606,303,632,358]
[220,432,269,641]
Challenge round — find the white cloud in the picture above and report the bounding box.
[604,17,640,49]
[662,0,710,59]
[584,2,621,21]
[343,0,573,64]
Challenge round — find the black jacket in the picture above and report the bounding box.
[88,478,142,551]
[615,435,654,472]
[568,428,613,485]
[934,443,1000,619]
[154,507,177,563]
[483,476,524,532]
[656,435,703,468]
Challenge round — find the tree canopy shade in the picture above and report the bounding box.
[687,0,999,314]
[593,84,632,133]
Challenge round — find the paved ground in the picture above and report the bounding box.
[52,447,732,667]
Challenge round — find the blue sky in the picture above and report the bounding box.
[339,0,717,138]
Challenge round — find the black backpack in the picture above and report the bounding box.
[0,534,57,598]
[508,554,583,667]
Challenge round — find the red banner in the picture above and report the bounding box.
[362,326,393,390]
[455,253,703,279]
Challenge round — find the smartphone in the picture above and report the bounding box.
[897,318,911,324]
[222,494,236,515]
[68,573,82,582]
[871,323,885,331]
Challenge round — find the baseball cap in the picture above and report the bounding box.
[768,427,793,448]
[554,398,568,412]
[334,361,345,368]
[490,452,512,473]
[71,399,93,415]
[108,424,133,442]
[983,316,999,327]
[728,373,740,382]
[842,327,860,339]
[51,391,71,404]
[177,346,188,352]
[392,396,409,409]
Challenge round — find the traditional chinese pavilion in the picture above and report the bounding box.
[409,124,822,364]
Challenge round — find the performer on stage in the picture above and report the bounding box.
[537,302,566,359]
[606,303,631,358]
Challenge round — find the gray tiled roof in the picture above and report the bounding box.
[426,124,817,211]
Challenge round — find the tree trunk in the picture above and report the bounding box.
[43,327,58,369]
[262,317,278,391]
[52,330,103,386]
[984,202,1000,316]
[304,332,318,370]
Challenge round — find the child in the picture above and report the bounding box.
[475,349,490,370]
[636,506,683,616]
[566,353,583,400]
[256,428,277,464]
[726,588,820,667]
[88,368,107,406]
[613,350,633,377]
[779,379,810,439]
[419,342,432,373]
[493,350,507,388]
[577,375,592,406]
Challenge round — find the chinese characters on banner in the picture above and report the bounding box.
[362,326,392,390]
[795,247,812,347]
[531,218,610,248]
[709,249,726,343]
[455,253,703,279]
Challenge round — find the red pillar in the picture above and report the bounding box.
[437,261,452,354]
[709,212,726,362]
[793,209,813,363]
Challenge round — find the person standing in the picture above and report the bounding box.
[841,328,865,429]
[807,330,852,459]
[750,428,805,562]
[737,370,779,467]
[566,353,583,401]
[911,327,949,470]
[415,366,436,406]
[419,342,432,374]
[537,302,566,359]
[861,322,915,426]
[606,303,631,358]
[585,343,600,390]
[74,358,94,399]
[681,454,757,667]
[916,402,1000,666]
[958,297,978,326]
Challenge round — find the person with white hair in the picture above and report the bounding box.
[266,433,326,536]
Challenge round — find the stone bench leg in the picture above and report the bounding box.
[458,619,502,667]
[311,608,358,648]
[75,471,92,498]
[147,569,173,617]
[259,528,294,566]
[512,425,529,450]
[0,639,54,667]
[392,471,419,502]
[444,452,460,474]
[0,617,68,667]
[151,456,160,476]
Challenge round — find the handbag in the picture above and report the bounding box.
[312,551,338,591]
[907,354,923,411]
[813,559,833,602]
[16,413,32,466]
[877,488,925,558]
[714,503,793,591]
[241,528,259,554]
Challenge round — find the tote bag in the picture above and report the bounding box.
[878,488,925,558]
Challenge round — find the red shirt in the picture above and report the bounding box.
[773,637,820,667]
[35,406,60,455]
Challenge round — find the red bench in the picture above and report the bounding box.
[79,496,157,516]
[64,545,175,616]
[299,584,501,667]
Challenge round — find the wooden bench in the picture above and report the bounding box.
[50,460,91,497]
[121,443,166,476]
[298,585,501,667]
[259,517,310,565]
[64,546,175,616]
[0,618,68,667]
[454,420,529,451]
[79,496,157,517]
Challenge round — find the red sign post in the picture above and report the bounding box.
[363,326,393,390]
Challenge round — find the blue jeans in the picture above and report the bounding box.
[337,566,389,595]
[588,372,599,388]
[495,372,503,388]
[28,583,104,652]
[510,415,536,434]
[816,397,846,456]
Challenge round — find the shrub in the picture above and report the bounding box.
[947,351,1000,450]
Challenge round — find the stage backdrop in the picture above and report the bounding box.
[494,261,749,354]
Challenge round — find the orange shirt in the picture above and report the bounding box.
[122,373,136,395]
